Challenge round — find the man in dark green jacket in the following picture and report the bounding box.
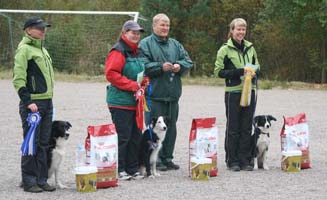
[13,16,56,193]
[140,13,193,171]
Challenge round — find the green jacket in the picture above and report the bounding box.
[12,35,54,105]
[140,33,193,102]
[214,38,260,92]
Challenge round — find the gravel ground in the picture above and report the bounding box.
[1,79,327,200]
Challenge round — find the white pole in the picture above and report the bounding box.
[0,9,139,17]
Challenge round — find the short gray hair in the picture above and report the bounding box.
[153,13,170,25]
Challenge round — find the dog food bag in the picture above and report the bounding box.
[280,113,311,169]
[86,124,118,187]
[189,117,218,177]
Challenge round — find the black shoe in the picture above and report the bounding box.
[241,165,254,171]
[165,161,180,170]
[156,162,168,171]
[229,165,240,172]
[24,185,43,193]
[38,183,56,192]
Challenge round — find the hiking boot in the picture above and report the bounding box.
[24,185,43,193]
[156,162,168,171]
[241,165,254,171]
[131,172,144,180]
[38,183,56,192]
[118,171,132,181]
[165,161,180,170]
[228,165,240,172]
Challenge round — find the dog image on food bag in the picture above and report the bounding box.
[139,116,167,178]
[251,115,276,170]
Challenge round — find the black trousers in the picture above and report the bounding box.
[109,108,141,174]
[19,99,53,189]
[224,92,256,168]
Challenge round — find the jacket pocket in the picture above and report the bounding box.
[27,59,47,94]
[225,78,241,87]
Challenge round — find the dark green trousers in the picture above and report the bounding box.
[150,100,179,164]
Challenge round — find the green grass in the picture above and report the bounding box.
[2,69,326,90]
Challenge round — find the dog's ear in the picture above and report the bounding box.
[253,116,259,123]
[150,117,157,128]
[268,115,277,122]
[66,121,72,128]
[163,116,170,125]
[52,121,59,129]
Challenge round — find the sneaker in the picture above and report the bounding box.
[118,171,132,181]
[165,161,180,170]
[24,185,43,193]
[131,172,144,180]
[228,165,241,172]
[156,162,168,171]
[241,165,254,171]
[38,183,56,192]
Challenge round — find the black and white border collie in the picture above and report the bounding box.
[47,120,72,188]
[252,115,276,170]
[139,116,167,178]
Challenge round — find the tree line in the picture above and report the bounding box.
[1,0,326,83]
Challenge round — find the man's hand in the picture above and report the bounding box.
[163,62,173,71]
[172,63,181,72]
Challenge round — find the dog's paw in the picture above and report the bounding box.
[153,172,161,177]
[57,183,69,189]
[148,175,155,179]
[263,165,270,170]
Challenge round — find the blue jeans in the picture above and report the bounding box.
[19,99,53,189]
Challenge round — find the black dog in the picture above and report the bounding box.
[47,120,72,188]
[251,115,276,170]
[139,116,167,178]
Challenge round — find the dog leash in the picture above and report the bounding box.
[146,82,154,142]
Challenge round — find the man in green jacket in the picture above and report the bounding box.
[13,16,56,193]
[140,13,193,171]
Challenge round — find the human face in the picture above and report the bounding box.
[124,30,141,44]
[153,18,170,38]
[231,24,246,43]
[26,26,47,40]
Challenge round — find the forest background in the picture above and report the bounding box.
[1,0,327,83]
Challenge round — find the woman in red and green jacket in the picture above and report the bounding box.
[105,20,144,180]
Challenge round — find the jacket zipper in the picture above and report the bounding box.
[41,41,53,94]
[32,76,36,92]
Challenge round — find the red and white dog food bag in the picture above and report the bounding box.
[85,124,118,187]
[189,117,218,177]
[280,113,311,169]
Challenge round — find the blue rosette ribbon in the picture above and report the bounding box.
[21,112,41,156]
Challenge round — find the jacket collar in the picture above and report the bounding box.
[226,38,252,49]
[21,34,43,49]
[152,33,169,44]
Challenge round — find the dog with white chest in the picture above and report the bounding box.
[252,115,276,170]
[47,120,72,188]
[139,116,167,178]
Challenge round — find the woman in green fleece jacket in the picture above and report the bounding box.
[214,18,260,172]
[12,16,56,193]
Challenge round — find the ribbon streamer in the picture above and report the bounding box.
[21,112,41,156]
